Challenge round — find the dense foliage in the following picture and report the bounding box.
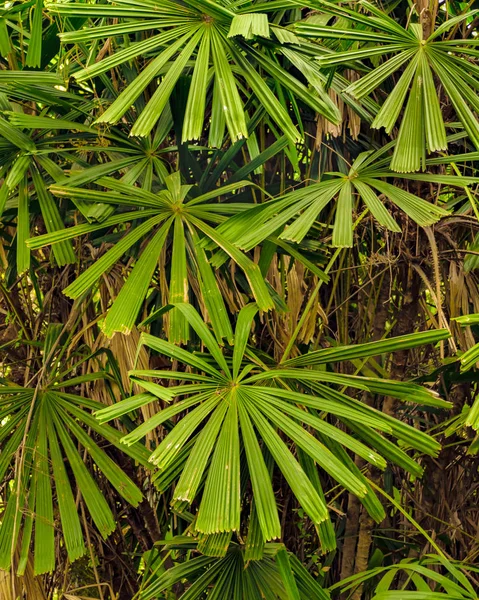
[1,0,479,598]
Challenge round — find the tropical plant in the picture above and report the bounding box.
[333,553,479,600]
[1,0,479,599]
[137,537,330,600]
[301,1,479,172]
[28,172,274,339]
[49,0,341,142]
[96,304,449,542]
[212,145,471,248]
[0,323,150,575]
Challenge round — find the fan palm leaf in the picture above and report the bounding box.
[0,325,150,574]
[96,305,450,542]
[296,1,479,172]
[49,0,341,143]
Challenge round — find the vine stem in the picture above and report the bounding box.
[368,479,447,559]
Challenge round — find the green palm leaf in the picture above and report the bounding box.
[50,0,340,143]
[302,1,479,172]
[97,305,446,541]
[29,172,271,339]
[0,327,150,573]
